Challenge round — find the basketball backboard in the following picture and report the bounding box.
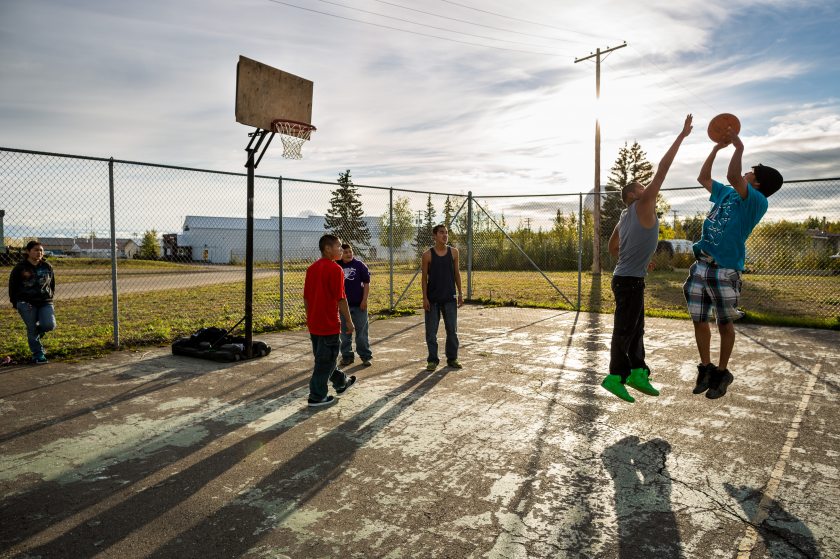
[235,56,313,131]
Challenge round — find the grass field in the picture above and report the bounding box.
[2,265,838,362]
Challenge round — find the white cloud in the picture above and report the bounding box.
[1,0,839,206]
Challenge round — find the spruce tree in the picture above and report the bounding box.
[442,196,455,228]
[602,140,669,240]
[413,194,437,259]
[602,142,633,240]
[442,195,457,246]
[324,169,371,252]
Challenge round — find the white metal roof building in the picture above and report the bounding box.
[177,215,412,264]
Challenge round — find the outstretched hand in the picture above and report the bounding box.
[680,114,693,138]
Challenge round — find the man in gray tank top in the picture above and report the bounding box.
[601,115,693,403]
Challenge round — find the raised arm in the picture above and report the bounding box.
[698,144,726,193]
[727,134,749,199]
[639,114,693,207]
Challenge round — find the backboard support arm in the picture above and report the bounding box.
[242,128,275,358]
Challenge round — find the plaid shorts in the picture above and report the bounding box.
[683,260,744,324]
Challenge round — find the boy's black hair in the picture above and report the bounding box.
[753,164,783,197]
[319,234,340,254]
[341,243,351,250]
[25,240,42,251]
[432,223,447,235]
[621,182,642,205]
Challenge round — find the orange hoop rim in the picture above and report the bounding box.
[270,119,316,135]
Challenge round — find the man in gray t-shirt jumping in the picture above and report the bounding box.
[601,115,693,403]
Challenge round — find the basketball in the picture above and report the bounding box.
[707,113,741,143]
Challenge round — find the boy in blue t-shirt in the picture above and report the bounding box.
[684,132,783,399]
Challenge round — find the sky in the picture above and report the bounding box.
[2,0,840,221]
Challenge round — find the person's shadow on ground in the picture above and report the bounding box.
[602,436,682,559]
[724,483,821,558]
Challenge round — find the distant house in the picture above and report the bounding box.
[36,237,138,259]
[162,233,191,261]
[176,215,413,264]
[806,229,840,254]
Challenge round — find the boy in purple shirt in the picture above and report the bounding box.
[337,243,373,367]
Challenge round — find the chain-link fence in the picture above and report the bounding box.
[2,147,839,360]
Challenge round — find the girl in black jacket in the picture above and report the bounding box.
[9,240,56,363]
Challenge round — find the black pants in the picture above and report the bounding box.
[609,276,648,379]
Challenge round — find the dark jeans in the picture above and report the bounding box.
[425,300,458,363]
[609,276,648,379]
[309,334,349,400]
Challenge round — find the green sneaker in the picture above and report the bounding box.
[426,361,438,372]
[446,359,463,369]
[601,374,635,403]
[626,368,660,396]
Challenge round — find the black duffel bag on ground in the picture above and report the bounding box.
[172,327,271,362]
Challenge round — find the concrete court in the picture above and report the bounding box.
[0,306,837,559]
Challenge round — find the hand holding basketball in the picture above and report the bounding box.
[708,113,740,144]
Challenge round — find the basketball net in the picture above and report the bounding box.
[271,119,316,160]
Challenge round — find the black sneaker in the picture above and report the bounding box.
[361,358,372,367]
[339,356,354,367]
[307,395,337,408]
[335,375,357,394]
[693,363,714,394]
[706,369,734,399]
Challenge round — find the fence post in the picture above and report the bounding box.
[108,158,120,348]
[389,187,394,311]
[279,176,284,325]
[578,192,583,310]
[467,191,473,300]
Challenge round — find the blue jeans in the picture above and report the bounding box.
[425,300,458,363]
[309,334,349,400]
[16,302,56,358]
[340,306,372,361]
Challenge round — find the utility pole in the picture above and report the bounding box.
[575,41,626,274]
[673,210,679,232]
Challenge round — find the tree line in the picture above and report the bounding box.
[323,152,839,273]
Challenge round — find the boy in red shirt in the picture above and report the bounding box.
[303,234,357,407]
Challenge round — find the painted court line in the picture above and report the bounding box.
[736,362,822,558]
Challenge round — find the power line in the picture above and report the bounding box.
[600,55,819,179]
[619,44,823,169]
[439,0,612,42]
[265,0,563,56]
[312,0,565,49]
[370,0,582,44]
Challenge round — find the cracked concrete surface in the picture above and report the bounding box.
[0,307,837,558]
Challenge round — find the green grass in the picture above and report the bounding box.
[2,267,837,362]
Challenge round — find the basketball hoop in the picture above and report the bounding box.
[271,119,316,159]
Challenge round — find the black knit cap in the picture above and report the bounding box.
[753,164,783,197]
